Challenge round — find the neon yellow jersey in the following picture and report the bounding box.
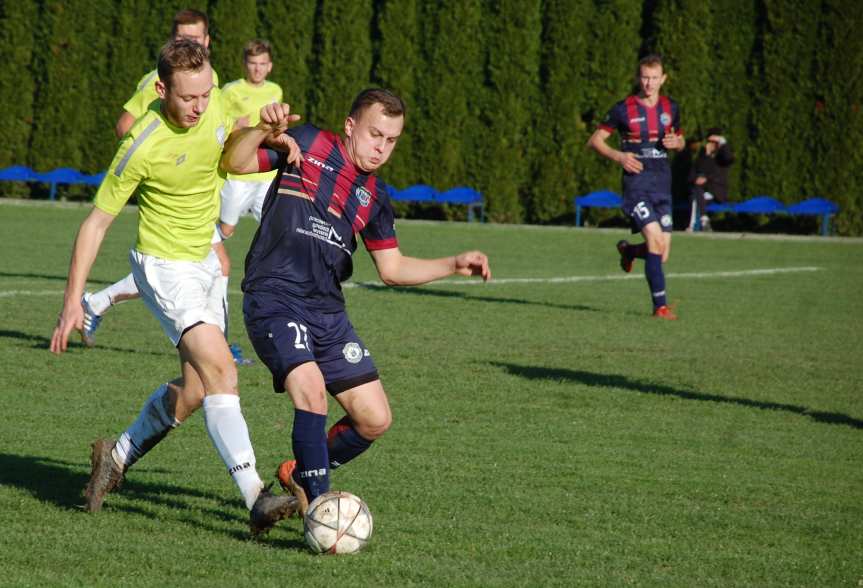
[123,68,221,120]
[221,78,283,183]
[95,97,234,261]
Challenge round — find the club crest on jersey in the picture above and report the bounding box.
[355,186,372,207]
[342,342,363,364]
[215,125,226,146]
[661,214,673,227]
[660,112,672,127]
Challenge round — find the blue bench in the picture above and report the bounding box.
[387,184,485,222]
[573,190,622,226]
[573,189,840,236]
[0,165,105,200]
[706,196,839,236]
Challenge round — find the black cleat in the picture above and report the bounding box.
[249,486,298,536]
[84,438,124,513]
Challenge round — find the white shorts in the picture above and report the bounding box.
[219,179,271,225]
[130,249,226,346]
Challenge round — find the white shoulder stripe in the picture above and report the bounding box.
[115,118,161,176]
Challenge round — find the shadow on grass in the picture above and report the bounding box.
[0,453,307,548]
[491,362,863,430]
[0,270,113,285]
[0,329,168,356]
[355,283,600,313]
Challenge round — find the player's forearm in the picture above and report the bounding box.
[221,126,271,173]
[378,255,456,287]
[589,134,623,164]
[63,215,109,306]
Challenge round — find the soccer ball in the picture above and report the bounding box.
[304,491,373,554]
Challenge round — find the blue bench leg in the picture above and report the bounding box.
[575,205,582,227]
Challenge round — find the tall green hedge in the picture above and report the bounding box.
[210,0,258,83]
[309,0,374,130]
[706,0,758,201]
[411,0,484,196]
[1,0,860,234]
[746,0,820,201]
[813,0,863,235]
[372,0,418,189]
[479,0,542,223]
[0,1,37,169]
[255,0,316,117]
[531,0,592,223]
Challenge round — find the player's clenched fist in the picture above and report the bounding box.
[258,102,301,132]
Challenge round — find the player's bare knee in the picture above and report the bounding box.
[645,235,664,254]
[354,410,391,440]
[201,360,238,394]
[360,419,391,440]
[286,370,328,413]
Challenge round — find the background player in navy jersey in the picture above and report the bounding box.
[588,54,684,319]
[222,88,491,515]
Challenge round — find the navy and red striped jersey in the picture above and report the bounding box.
[598,95,681,194]
[242,123,399,311]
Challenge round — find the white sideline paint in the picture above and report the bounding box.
[0,266,821,298]
[347,266,822,288]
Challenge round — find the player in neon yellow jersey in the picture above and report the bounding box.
[115,9,219,138]
[81,8,243,358]
[50,40,300,535]
[218,39,283,240]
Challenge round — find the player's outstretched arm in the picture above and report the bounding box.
[50,208,116,354]
[369,248,491,287]
[221,102,302,173]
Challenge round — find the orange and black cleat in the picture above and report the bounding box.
[276,459,309,518]
[652,305,678,320]
[616,240,634,273]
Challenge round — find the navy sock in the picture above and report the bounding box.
[292,409,329,502]
[628,242,647,259]
[327,417,373,470]
[645,252,667,309]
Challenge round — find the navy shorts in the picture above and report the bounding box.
[244,292,379,395]
[623,191,673,234]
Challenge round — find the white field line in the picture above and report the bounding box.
[1,266,820,298]
[347,266,821,288]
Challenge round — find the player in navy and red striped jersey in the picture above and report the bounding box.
[588,54,685,320]
[222,88,491,515]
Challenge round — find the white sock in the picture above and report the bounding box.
[90,273,138,315]
[202,394,263,509]
[113,383,180,469]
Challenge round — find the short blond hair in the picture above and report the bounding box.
[157,39,209,89]
[243,39,272,60]
[638,54,664,73]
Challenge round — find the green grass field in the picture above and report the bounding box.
[1,200,861,587]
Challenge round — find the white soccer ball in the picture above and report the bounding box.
[304,491,373,554]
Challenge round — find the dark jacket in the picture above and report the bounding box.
[689,143,734,202]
